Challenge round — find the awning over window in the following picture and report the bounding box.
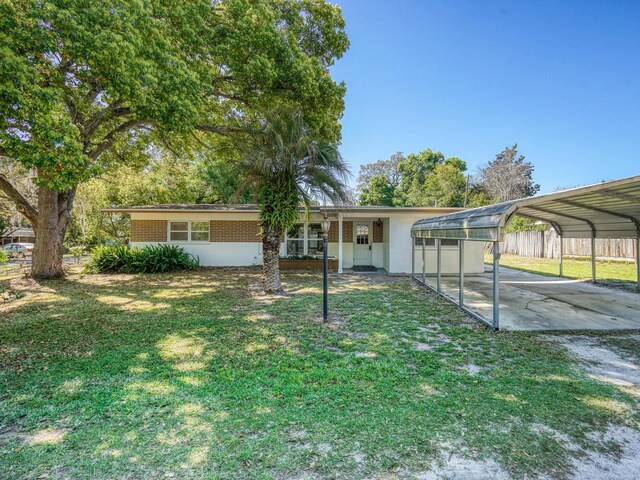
[411,175,640,241]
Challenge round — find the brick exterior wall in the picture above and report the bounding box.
[131,220,167,242]
[328,221,353,243]
[210,220,261,242]
[372,221,384,243]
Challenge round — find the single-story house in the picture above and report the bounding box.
[1,226,36,246]
[102,205,485,274]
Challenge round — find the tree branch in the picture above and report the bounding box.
[85,119,149,160]
[82,99,128,139]
[0,173,38,227]
[195,125,245,135]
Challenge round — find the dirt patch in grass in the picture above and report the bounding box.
[546,334,640,479]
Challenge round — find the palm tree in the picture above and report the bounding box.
[235,110,350,293]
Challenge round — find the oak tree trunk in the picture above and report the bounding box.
[31,184,76,279]
[262,229,283,293]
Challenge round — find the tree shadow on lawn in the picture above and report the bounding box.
[0,268,638,479]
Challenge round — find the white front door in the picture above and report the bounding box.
[353,222,373,265]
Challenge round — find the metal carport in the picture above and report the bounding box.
[410,175,640,330]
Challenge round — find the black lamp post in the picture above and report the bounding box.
[321,216,331,322]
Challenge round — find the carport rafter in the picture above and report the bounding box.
[554,199,640,232]
[598,189,640,203]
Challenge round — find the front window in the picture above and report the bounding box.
[307,223,324,255]
[190,222,210,241]
[286,224,305,255]
[284,223,327,257]
[169,221,209,242]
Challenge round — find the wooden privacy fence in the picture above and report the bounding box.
[492,230,639,261]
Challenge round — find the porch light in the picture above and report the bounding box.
[321,218,331,235]
[375,218,383,227]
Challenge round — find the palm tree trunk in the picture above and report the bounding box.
[262,229,283,293]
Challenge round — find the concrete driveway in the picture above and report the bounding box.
[433,267,640,331]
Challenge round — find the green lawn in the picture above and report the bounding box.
[489,254,638,289]
[1,266,638,479]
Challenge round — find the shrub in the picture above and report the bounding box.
[0,248,8,265]
[87,244,199,274]
[69,245,86,263]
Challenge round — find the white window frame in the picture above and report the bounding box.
[168,221,210,243]
[283,222,325,257]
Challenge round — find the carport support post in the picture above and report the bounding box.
[492,241,500,330]
[559,234,564,277]
[422,239,426,284]
[436,238,442,293]
[636,234,640,293]
[411,237,415,280]
[458,240,464,307]
[591,233,597,283]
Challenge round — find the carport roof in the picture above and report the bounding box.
[411,175,640,241]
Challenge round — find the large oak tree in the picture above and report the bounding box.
[0,0,348,277]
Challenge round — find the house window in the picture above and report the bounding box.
[286,224,305,255]
[356,224,369,245]
[190,222,210,241]
[169,222,189,241]
[169,221,210,242]
[307,223,324,255]
[285,223,326,256]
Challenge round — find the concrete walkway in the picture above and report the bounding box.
[431,267,640,331]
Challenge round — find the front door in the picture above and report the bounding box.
[353,222,373,265]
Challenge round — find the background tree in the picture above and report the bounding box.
[405,163,467,207]
[396,150,467,206]
[0,160,36,237]
[478,144,540,203]
[235,110,349,293]
[0,0,349,277]
[357,148,472,207]
[355,152,403,193]
[358,175,395,206]
[67,142,251,245]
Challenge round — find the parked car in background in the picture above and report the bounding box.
[3,242,35,260]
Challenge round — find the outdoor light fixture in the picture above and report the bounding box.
[321,218,331,235]
[321,216,330,322]
[375,218,383,227]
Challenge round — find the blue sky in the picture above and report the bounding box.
[330,0,640,193]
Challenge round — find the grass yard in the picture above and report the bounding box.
[1,266,639,479]
[488,253,639,289]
